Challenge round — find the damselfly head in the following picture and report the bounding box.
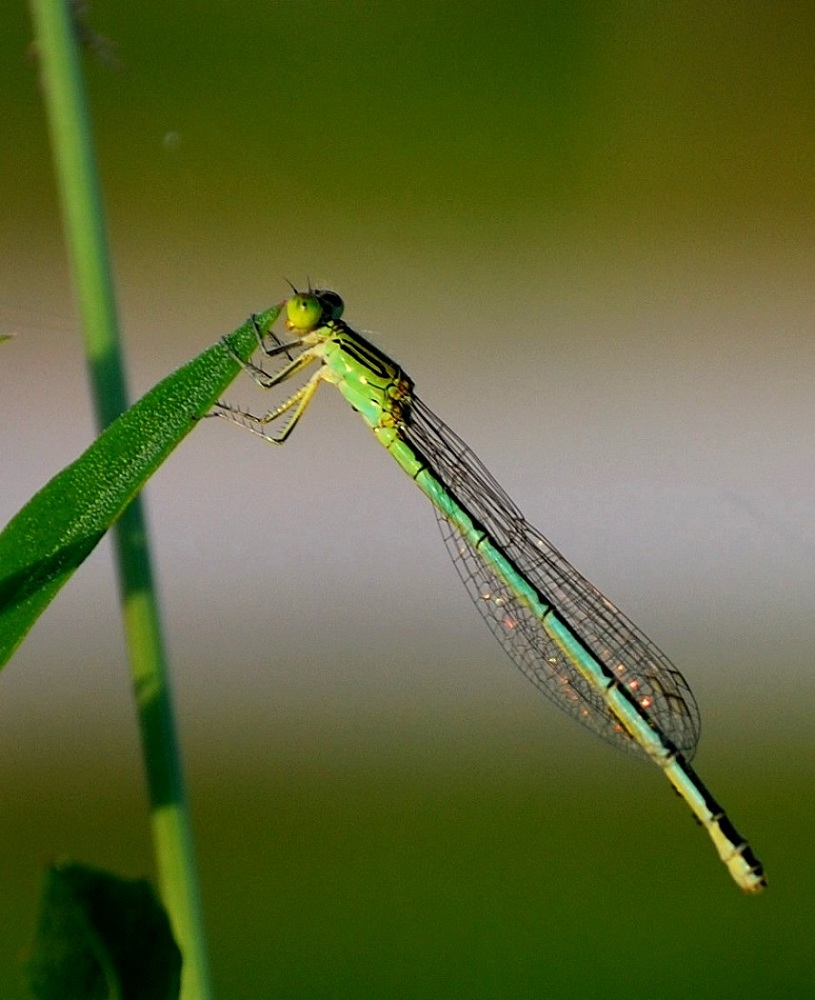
[285,287,345,332]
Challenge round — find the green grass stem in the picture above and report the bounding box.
[25,2,220,995]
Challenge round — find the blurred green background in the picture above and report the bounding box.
[1,1,814,996]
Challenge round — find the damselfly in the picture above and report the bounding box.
[215,288,766,893]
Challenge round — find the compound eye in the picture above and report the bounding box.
[316,289,344,321]
[286,293,323,332]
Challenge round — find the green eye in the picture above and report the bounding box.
[286,293,323,332]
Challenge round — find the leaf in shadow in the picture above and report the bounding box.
[26,862,182,1000]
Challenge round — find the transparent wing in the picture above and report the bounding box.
[402,396,701,760]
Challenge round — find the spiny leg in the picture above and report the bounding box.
[220,326,318,391]
[213,368,325,444]
[254,311,303,363]
[211,315,324,440]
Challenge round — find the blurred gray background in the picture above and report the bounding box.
[1,3,812,997]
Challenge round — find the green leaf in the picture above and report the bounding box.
[0,305,281,670]
[26,862,182,1000]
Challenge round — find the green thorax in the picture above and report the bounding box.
[318,320,414,434]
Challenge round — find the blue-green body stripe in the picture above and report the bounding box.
[222,295,766,893]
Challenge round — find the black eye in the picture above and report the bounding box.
[316,289,344,321]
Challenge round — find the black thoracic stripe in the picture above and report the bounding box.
[335,325,398,381]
